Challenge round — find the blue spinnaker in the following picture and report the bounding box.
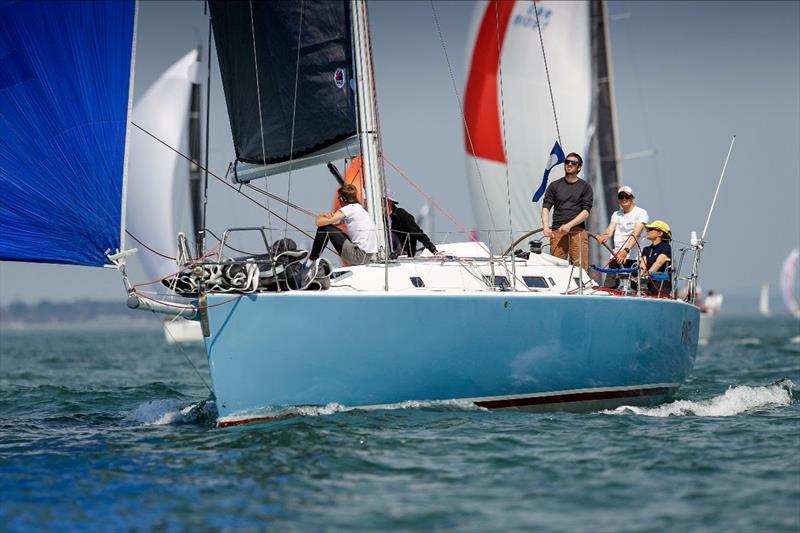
[0,0,135,267]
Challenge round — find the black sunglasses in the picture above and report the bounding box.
[564,159,580,166]
[618,194,633,200]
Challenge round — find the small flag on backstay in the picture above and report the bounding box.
[532,141,565,202]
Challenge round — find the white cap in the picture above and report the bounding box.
[383,188,397,203]
[618,185,634,196]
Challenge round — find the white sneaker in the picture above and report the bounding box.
[301,259,319,286]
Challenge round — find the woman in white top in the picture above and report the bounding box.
[596,185,649,289]
[307,184,378,267]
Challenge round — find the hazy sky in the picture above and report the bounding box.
[1,0,798,306]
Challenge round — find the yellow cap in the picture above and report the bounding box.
[645,220,671,237]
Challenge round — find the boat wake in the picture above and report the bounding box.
[604,379,794,417]
[221,398,486,425]
[123,398,217,427]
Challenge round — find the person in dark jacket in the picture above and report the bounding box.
[385,195,438,257]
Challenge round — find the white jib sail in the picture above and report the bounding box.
[126,49,200,283]
[464,1,592,252]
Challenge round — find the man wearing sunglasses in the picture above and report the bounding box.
[596,185,649,289]
[541,152,594,271]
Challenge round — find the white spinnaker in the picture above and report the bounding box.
[126,49,199,283]
[464,1,592,252]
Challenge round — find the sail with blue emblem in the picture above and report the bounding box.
[0,0,137,267]
[209,0,359,182]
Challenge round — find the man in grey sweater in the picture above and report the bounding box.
[541,152,594,272]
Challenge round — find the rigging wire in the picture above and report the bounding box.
[156,311,214,395]
[429,0,497,233]
[130,122,315,242]
[493,0,513,249]
[284,0,305,241]
[248,0,274,242]
[533,1,562,146]
[126,230,176,261]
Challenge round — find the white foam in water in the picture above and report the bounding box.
[124,399,209,426]
[605,380,794,417]
[224,398,486,424]
[734,337,761,346]
[789,335,800,344]
[361,398,487,412]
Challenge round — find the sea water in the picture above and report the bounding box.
[1,317,798,531]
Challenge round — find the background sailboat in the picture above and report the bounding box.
[781,249,800,319]
[759,283,771,317]
[127,48,204,344]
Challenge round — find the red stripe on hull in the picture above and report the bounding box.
[474,387,673,409]
[463,0,515,162]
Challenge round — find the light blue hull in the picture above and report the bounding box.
[203,293,699,424]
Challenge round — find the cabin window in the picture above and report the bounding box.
[574,277,582,288]
[523,276,549,288]
[484,275,510,290]
[410,276,425,288]
[548,277,556,285]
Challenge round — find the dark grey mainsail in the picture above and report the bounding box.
[209,0,356,168]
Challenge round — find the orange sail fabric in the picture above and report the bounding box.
[331,156,366,232]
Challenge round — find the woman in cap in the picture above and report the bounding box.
[596,185,649,289]
[639,220,672,297]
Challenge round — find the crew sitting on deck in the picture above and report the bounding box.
[304,184,378,278]
[639,220,672,297]
[385,193,438,257]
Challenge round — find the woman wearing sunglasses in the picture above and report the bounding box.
[596,185,649,289]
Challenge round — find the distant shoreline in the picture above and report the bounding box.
[0,299,162,329]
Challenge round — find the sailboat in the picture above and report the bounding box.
[127,49,204,344]
[759,283,771,317]
[781,249,800,319]
[0,0,703,428]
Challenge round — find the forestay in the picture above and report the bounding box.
[209,0,357,170]
[0,0,136,267]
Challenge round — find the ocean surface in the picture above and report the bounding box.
[1,316,798,532]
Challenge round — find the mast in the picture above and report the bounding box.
[350,0,388,255]
[592,0,622,218]
[188,44,203,256]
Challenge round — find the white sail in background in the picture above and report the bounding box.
[127,49,200,282]
[759,283,771,317]
[463,1,592,251]
[781,249,800,318]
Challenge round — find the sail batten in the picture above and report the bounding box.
[209,0,357,168]
[0,0,136,267]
